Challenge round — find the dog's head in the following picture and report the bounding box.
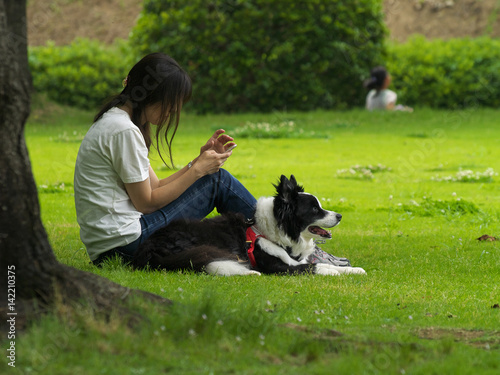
[273,175,342,243]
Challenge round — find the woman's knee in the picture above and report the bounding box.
[200,168,233,186]
[198,169,227,184]
[217,168,234,183]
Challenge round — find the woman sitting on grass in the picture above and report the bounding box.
[74,53,256,265]
[363,66,413,112]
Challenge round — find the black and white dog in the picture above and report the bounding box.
[133,175,365,276]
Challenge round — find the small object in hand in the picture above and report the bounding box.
[226,144,237,152]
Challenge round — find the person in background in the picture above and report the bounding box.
[363,66,413,112]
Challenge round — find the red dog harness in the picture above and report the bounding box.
[246,226,264,268]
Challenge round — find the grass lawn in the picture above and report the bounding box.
[6,97,500,374]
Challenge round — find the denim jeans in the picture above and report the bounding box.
[93,169,256,265]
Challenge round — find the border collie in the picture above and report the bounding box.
[133,175,366,276]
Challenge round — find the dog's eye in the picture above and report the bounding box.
[312,206,319,213]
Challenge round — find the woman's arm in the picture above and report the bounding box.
[385,90,397,110]
[125,168,199,214]
[126,149,232,214]
[149,161,195,190]
[152,129,235,189]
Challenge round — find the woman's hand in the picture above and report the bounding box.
[200,129,236,154]
[192,149,232,177]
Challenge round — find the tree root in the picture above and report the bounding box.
[1,263,171,333]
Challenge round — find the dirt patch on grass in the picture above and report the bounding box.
[416,327,500,349]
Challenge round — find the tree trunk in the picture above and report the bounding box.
[0,0,169,330]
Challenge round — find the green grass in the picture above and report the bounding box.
[6,97,500,374]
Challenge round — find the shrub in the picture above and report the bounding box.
[130,0,387,113]
[29,38,132,110]
[387,36,500,109]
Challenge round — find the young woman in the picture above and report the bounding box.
[74,53,256,265]
[363,66,397,110]
[363,66,413,112]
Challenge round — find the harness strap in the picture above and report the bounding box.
[246,226,264,268]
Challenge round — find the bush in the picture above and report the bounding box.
[130,0,387,113]
[387,36,500,109]
[29,39,132,110]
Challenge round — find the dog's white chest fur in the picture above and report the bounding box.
[254,197,315,261]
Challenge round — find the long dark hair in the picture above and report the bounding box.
[363,66,388,92]
[94,53,192,167]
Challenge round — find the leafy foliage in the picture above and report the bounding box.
[387,36,500,109]
[29,39,132,109]
[27,9,500,113]
[130,0,387,113]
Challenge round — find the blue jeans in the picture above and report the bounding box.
[93,169,256,265]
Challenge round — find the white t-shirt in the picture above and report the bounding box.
[366,89,397,110]
[74,107,150,261]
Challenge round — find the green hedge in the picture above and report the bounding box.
[29,38,132,110]
[28,27,500,112]
[130,0,387,113]
[387,36,500,109]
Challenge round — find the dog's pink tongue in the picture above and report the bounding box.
[309,226,332,238]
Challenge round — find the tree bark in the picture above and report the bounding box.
[0,0,169,330]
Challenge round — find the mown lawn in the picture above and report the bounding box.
[7,98,500,374]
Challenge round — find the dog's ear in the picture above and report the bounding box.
[289,175,304,193]
[273,175,287,195]
[274,175,295,202]
[273,175,301,242]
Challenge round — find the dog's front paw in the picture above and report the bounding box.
[337,267,366,275]
[350,267,366,275]
[245,270,262,276]
[314,263,340,276]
